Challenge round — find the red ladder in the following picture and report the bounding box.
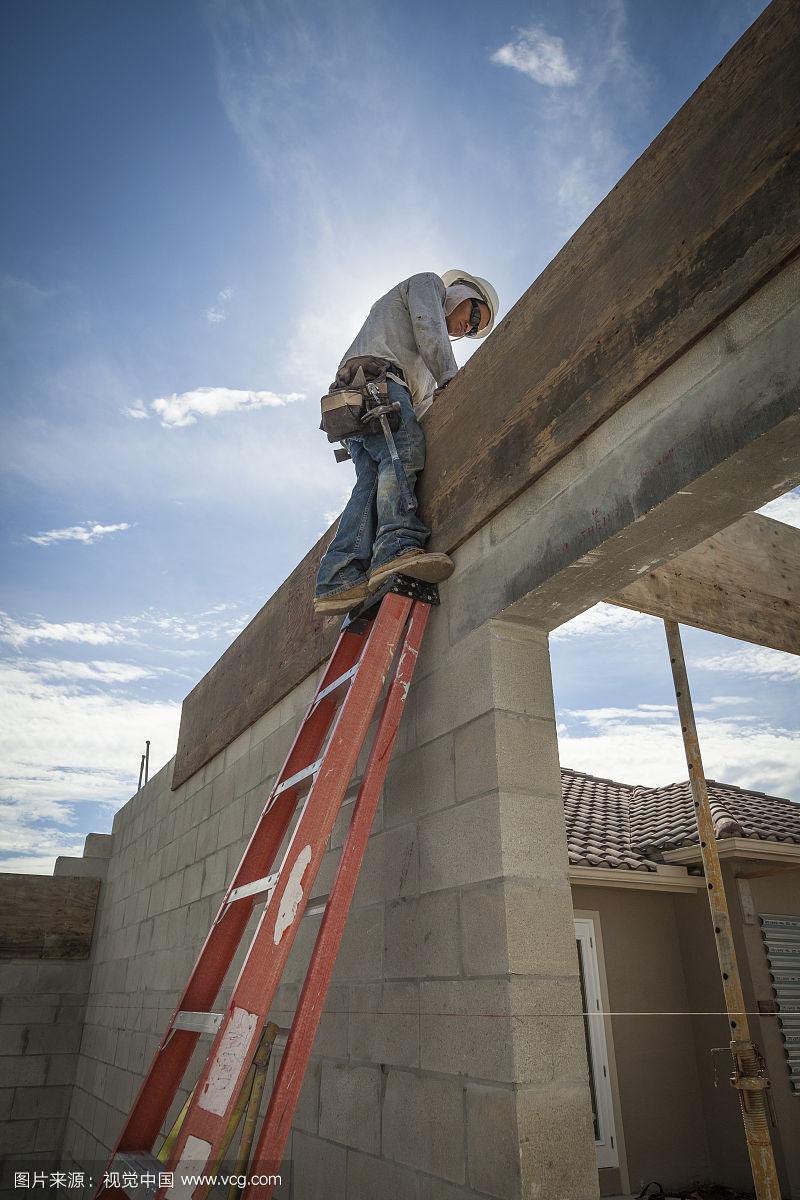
[96,580,436,1200]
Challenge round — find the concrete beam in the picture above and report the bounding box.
[449,258,800,638]
[608,513,800,654]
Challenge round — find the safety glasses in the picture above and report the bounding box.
[465,298,484,337]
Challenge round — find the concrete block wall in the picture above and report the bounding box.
[0,957,92,1194]
[62,601,597,1198]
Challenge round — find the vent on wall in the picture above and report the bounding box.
[760,913,800,1093]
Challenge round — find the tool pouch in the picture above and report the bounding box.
[319,356,401,446]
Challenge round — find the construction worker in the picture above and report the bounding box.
[313,269,498,615]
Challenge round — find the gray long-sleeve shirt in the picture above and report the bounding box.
[337,273,458,419]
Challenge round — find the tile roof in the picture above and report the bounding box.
[562,767,800,873]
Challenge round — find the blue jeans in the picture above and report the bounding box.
[315,379,431,598]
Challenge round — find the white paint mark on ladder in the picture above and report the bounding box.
[274,844,312,944]
[198,1008,258,1116]
[165,1135,212,1197]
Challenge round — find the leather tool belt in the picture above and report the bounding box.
[319,356,403,443]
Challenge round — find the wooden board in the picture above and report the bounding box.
[610,513,800,654]
[173,1,800,788]
[0,875,100,959]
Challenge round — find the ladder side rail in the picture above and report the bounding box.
[157,595,413,1195]
[249,600,431,1190]
[97,627,367,1184]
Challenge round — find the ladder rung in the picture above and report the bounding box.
[112,1151,162,1197]
[172,1011,224,1034]
[313,664,359,705]
[273,757,325,798]
[226,872,279,906]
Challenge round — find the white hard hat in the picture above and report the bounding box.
[442,268,499,338]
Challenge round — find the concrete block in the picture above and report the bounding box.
[419,795,503,893]
[485,621,555,721]
[454,710,560,804]
[162,870,184,913]
[46,1056,79,1094]
[260,721,296,780]
[349,983,419,1068]
[26,1022,83,1056]
[332,906,383,983]
[195,812,221,860]
[0,1120,36,1154]
[354,824,419,907]
[250,702,282,749]
[11,1085,71,1119]
[217,796,246,849]
[498,792,571,880]
[384,735,455,828]
[54,854,108,879]
[175,828,199,871]
[312,1009,348,1059]
[180,861,204,906]
[0,1089,12,1120]
[0,962,39,995]
[319,1063,381,1154]
[382,1070,465,1183]
[415,629,497,745]
[0,1055,48,1086]
[292,1130,346,1200]
[460,879,577,977]
[346,1148,420,1200]
[233,743,265,800]
[293,1057,320,1134]
[34,1116,66,1152]
[0,1025,26,1054]
[210,767,235,815]
[465,1085,520,1199]
[516,1083,599,1200]
[201,848,229,899]
[224,728,252,771]
[94,819,116,851]
[384,892,461,979]
[507,977,588,1087]
[420,980,515,1082]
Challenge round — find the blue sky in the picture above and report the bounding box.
[3,0,796,874]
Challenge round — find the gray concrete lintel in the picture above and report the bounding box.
[447,255,800,640]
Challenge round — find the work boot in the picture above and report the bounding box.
[367,549,454,592]
[313,583,369,615]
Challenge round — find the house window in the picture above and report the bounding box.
[575,917,618,1168]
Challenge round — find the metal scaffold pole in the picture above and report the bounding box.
[663,619,782,1200]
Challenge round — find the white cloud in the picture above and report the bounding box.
[122,401,149,420]
[205,286,235,324]
[31,659,160,684]
[694,645,800,682]
[149,386,304,428]
[558,706,800,800]
[0,661,181,812]
[27,520,133,547]
[491,27,578,87]
[758,488,800,529]
[0,603,251,650]
[551,601,656,639]
[0,612,128,648]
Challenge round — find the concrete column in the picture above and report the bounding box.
[407,614,597,1200]
[297,611,599,1199]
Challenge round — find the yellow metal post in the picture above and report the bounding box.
[663,619,782,1200]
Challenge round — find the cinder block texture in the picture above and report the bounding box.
[57,605,597,1200]
[382,1070,465,1183]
